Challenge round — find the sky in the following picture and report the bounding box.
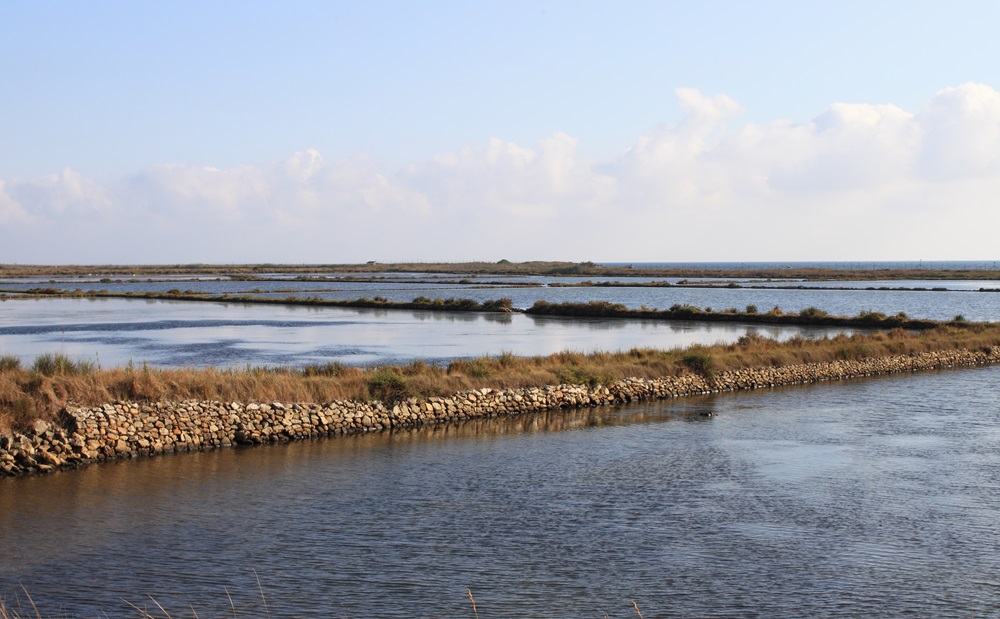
[2,0,1000,264]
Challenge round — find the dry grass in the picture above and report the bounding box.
[0,586,41,619]
[3,325,1000,435]
[2,584,644,619]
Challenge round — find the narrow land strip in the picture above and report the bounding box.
[3,343,999,477]
[3,261,1000,281]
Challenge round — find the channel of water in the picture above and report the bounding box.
[3,367,999,618]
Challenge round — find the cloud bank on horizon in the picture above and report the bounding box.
[3,83,1000,264]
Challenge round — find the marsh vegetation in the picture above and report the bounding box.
[4,322,1000,435]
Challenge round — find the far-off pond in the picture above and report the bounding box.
[0,297,861,368]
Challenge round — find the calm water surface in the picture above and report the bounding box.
[3,366,1000,618]
[3,269,999,617]
[0,297,856,368]
[4,275,1000,319]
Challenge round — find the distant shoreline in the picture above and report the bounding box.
[2,261,1000,281]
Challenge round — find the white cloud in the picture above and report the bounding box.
[0,181,31,224]
[404,132,612,220]
[3,83,1000,262]
[916,82,1000,180]
[4,169,113,218]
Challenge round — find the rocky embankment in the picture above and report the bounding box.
[3,347,1000,477]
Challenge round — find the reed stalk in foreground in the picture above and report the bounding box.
[0,586,41,619]
[3,583,646,619]
[3,323,1000,435]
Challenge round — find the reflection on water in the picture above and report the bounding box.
[3,367,1000,618]
[0,297,855,369]
[4,273,1000,320]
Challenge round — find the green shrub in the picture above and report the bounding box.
[799,307,829,319]
[668,304,702,317]
[527,300,626,316]
[0,355,21,371]
[555,365,608,388]
[681,346,716,379]
[366,369,412,404]
[745,305,758,314]
[481,297,514,312]
[857,310,887,321]
[32,353,91,376]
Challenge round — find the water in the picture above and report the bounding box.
[2,278,999,370]
[743,279,1000,291]
[0,297,859,369]
[602,260,1000,271]
[5,273,1000,319]
[240,284,999,321]
[3,268,999,616]
[3,366,1000,617]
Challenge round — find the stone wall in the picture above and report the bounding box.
[3,346,999,477]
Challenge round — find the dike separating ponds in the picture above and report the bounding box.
[3,346,1000,477]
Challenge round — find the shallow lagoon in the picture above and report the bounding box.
[0,297,854,368]
[5,273,1000,321]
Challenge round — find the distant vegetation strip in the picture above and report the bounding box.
[3,260,1000,281]
[3,323,1000,436]
[7,288,516,313]
[524,300,951,330]
[1,288,975,330]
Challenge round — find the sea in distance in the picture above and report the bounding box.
[3,263,1000,617]
[600,260,1000,270]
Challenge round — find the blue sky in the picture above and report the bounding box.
[2,1,1000,263]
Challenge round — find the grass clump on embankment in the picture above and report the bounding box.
[4,323,1000,436]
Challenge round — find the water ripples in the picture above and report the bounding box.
[5,368,1000,616]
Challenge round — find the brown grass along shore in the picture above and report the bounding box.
[3,322,1000,436]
